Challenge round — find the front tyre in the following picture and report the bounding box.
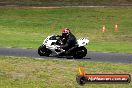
[73,46,87,59]
[38,45,51,56]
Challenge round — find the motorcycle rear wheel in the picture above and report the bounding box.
[73,46,87,59]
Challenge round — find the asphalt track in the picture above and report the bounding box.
[0,48,132,63]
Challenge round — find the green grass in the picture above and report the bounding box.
[89,42,132,53]
[1,0,132,6]
[0,56,132,88]
[0,6,132,53]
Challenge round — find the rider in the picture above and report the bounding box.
[60,28,77,51]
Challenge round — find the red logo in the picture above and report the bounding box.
[76,67,131,85]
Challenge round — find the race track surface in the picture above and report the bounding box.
[0,48,132,63]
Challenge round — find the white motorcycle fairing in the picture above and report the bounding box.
[42,35,65,55]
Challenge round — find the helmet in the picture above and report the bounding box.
[62,28,70,37]
[62,28,70,33]
[62,28,70,34]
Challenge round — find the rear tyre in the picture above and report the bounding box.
[38,45,51,56]
[73,46,87,59]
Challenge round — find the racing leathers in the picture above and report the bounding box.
[60,33,77,51]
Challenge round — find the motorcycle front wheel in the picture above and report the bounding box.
[38,45,51,56]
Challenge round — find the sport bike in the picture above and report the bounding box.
[38,35,89,59]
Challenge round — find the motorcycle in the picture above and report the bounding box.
[38,35,89,59]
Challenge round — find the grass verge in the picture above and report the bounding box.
[0,6,132,53]
[0,56,131,88]
[1,0,132,6]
